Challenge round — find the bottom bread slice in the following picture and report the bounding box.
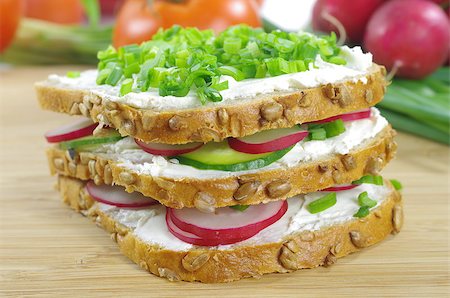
[57,175,403,283]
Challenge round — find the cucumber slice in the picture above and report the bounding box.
[174,141,293,171]
[59,130,123,151]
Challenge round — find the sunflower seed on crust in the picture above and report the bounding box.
[182,252,210,272]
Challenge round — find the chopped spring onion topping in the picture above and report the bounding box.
[357,191,377,208]
[229,205,250,212]
[306,119,346,140]
[390,179,403,191]
[120,78,133,96]
[352,175,384,186]
[307,192,337,214]
[95,25,346,104]
[354,206,370,218]
[66,71,80,78]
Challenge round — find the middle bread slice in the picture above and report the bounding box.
[46,108,397,209]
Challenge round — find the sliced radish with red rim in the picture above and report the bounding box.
[167,200,288,244]
[308,109,372,125]
[228,127,309,154]
[135,139,203,156]
[166,213,244,246]
[86,181,158,208]
[323,184,358,192]
[45,118,97,143]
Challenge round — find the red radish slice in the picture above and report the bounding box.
[323,184,358,192]
[135,139,203,156]
[308,109,372,125]
[166,213,244,246]
[228,127,309,154]
[86,181,158,208]
[45,118,97,143]
[167,200,288,241]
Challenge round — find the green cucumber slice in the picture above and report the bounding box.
[59,130,123,151]
[174,141,293,171]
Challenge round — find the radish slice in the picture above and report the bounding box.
[228,127,309,154]
[135,139,203,156]
[45,118,97,143]
[166,213,244,246]
[308,109,372,125]
[167,200,288,242]
[86,181,158,208]
[323,184,358,192]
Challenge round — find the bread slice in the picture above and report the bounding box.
[46,125,397,209]
[57,175,403,283]
[35,64,387,144]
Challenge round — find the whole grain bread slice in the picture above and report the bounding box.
[36,64,387,144]
[57,175,403,283]
[47,126,397,209]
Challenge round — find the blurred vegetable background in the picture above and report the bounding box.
[0,0,448,144]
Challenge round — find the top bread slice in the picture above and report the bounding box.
[35,64,387,144]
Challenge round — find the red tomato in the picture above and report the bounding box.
[0,0,22,52]
[24,0,83,24]
[113,0,162,47]
[113,0,261,47]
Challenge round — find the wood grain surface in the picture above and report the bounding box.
[0,66,449,297]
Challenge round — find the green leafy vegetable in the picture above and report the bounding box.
[390,179,403,191]
[307,192,337,214]
[352,175,384,186]
[96,25,347,104]
[357,191,377,208]
[66,71,80,78]
[229,205,250,212]
[354,206,370,218]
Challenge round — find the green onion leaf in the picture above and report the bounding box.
[307,192,337,214]
[308,128,327,140]
[66,71,80,78]
[352,175,384,186]
[105,67,123,86]
[229,205,250,212]
[218,66,245,81]
[390,179,403,191]
[357,191,377,208]
[322,119,346,138]
[120,78,133,96]
[354,206,370,218]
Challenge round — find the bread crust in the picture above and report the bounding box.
[57,175,403,283]
[36,65,387,144]
[46,126,397,209]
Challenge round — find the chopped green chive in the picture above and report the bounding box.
[309,128,327,140]
[390,179,403,190]
[229,205,250,212]
[66,71,80,78]
[354,206,370,218]
[307,192,337,214]
[358,191,377,208]
[352,175,384,186]
[96,25,347,104]
[322,119,346,138]
[120,78,133,96]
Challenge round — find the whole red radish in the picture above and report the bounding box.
[364,0,450,79]
[312,0,385,44]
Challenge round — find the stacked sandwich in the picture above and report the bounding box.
[35,26,403,283]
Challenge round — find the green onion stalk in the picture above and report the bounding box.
[377,67,450,145]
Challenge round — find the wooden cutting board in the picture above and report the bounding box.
[1,66,448,297]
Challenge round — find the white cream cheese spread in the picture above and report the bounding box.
[96,183,391,251]
[47,46,373,112]
[93,108,388,180]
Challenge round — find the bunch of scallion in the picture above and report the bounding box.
[377,67,450,145]
[0,0,111,65]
